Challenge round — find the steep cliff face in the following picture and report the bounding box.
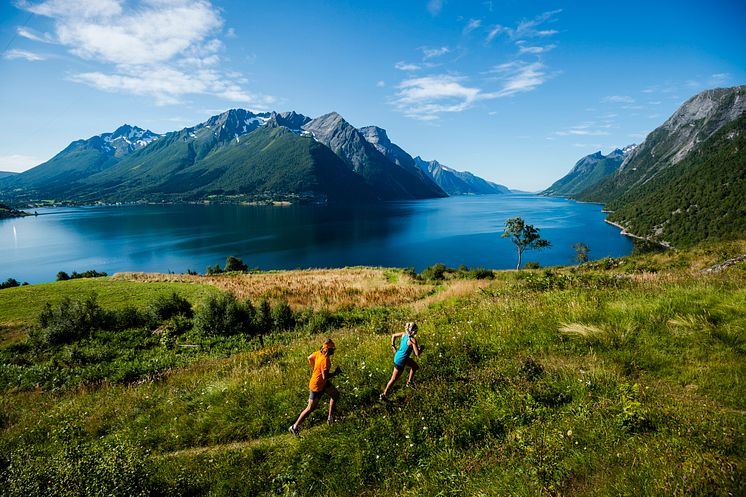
[565,85,746,247]
[303,113,447,200]
[578,85,746,203]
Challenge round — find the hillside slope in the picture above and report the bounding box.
[1,245,744,496]
[606,114,746,246]
[543,146,633,197]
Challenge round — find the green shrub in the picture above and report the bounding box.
[108,305,148,330]
[193,293,249,336]
[224,255,248,272]
[56,271,70,281]
[271,300,295,330]
[297,308,343,334]
[206,264,223,275]
[524,261,541,269]
[147,291,193,325]
[35,295,105,346]
[420,262,448,281]
[0,278,21,289]
[469,267,495,279]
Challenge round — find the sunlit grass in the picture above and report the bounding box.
[1,245,745,496]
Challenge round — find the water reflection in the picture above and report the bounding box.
[0,195,633,283]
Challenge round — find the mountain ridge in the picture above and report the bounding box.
[414,156,510,195]
[0,109,452,204]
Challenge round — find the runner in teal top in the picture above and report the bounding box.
[381,322,423,400]
[393,333,412,368]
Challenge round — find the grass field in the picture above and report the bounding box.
[0,244,744,496]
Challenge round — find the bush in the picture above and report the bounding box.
[206,264,223,275]
[420,263,448,281]
[68,269,108,280]
[193,293,249,336]
[35,295,105,346]
[296,308,343,334]
[271,300,295,330]
[147,292,193,325]
[0,278,21,289]
[468,268,494,279]
[524,261,541,269]
[107,306,148,330]
[56,271,70,281]
[224,255,248,272]
[256,299,272,333]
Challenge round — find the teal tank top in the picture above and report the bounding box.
[394,334,412,367]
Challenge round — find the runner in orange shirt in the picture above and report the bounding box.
[289,338,340,436]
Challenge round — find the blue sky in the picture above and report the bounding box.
[1,0,744,190]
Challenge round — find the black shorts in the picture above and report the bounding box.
[309,382,334,400]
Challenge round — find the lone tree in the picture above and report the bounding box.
[574,242,590,264]
[502,217,551,270]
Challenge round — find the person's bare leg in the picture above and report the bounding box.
[383,367,403,396]
[293,398,319,428]
[327,385,339,418]
[406,359,419,385]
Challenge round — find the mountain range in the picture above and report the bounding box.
[414,156,511,195]
[0,110,508,204]
[544,85,746,247]
[542,145,636,197]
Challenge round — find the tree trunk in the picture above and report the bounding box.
[516,247,523,270]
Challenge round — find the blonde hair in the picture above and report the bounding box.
[405,322,418,335]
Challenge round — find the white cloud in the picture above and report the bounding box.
[486,25,508,44]
[427,0,444,16]
[517,44,556,55]
[0,154,41,173]
[393,74,488,120]
[395,61,422,71]
[18,0,271,106]
[488,61,548,97]
[486,9,561,43]
[710,73,730,85]
[376,80,385,88]
[602,95,635,104]
[555,122,610,137]
[4,49,46,61]
[421,46,450,59]
[17,26,54,43]
[463,19,482,35]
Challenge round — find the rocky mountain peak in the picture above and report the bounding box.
[266,111,311,131]
[359,126,391,147]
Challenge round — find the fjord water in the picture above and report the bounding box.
[1,195,633,283]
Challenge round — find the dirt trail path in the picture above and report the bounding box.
[161,433,292,458]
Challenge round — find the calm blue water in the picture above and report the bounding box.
[1,195,633,284]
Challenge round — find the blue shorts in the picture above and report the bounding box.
[394,361,406,371]
[309,382,334,400]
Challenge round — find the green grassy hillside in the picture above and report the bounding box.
[1,246,744,496]
[605,115,746,246]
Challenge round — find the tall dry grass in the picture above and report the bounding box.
[113,268,434,310]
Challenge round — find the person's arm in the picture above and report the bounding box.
[307,354,315,367]
[410,337,420,356]
[390,332,403,352]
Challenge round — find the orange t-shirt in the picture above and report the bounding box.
[308,351,331,392]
